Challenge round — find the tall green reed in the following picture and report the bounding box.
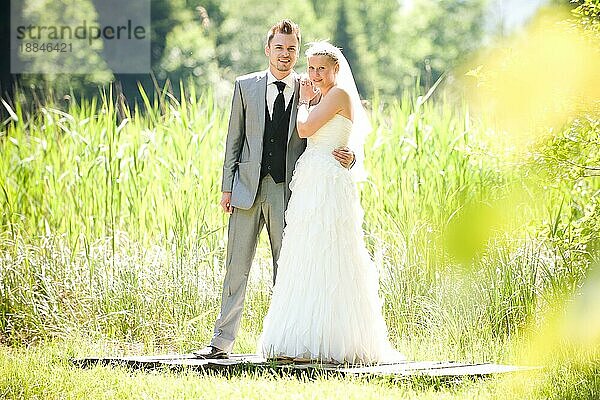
[1,84,229,346]
[0,85,597,361]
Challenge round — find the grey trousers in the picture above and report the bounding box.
[210,175,285,353]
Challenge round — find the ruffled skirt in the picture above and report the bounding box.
[257,148,402,364]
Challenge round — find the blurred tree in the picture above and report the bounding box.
[15,0,112,102]
[212,0,323,84]
[306,0,486,97]
[395,0,487,93]
[358,0,404,96]
[1,0,18,111]
[5,0,492,104]
[150,0,176,66]
[548,0,579,7]
[331,0,375,97]
[297,0,395,97]
[157,6,225,96]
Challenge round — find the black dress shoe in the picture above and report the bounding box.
[192,345,229,359]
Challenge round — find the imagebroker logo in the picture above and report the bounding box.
[10,0,150,74]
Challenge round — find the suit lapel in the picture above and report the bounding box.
[253,71,268,133]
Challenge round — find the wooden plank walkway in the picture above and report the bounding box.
[71,353,539,379]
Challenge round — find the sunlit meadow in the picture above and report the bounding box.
[1,13,599,399]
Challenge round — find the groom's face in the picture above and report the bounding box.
[265,33,299,77]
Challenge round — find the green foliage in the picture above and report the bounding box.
[10,0,489,100]
[329,0,375,96]
[15,0,112,98]
[529,116,600,272]
[0,86,229,346]
[572,0,600,38]
[393,0,487,92]
[356,0,405,95]
[212,0,324,79]
[527,0,600,264]
[1,87,597,358]
[1,2,598,397]
[157,21,222,90]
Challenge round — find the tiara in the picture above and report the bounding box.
[305,41,341,62]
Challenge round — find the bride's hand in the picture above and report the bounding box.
[299,75,318,102]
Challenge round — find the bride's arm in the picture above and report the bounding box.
[297,87,351,138]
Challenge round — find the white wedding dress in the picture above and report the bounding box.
[258,114,402,364]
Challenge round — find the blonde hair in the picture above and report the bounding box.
[305,41,341,64]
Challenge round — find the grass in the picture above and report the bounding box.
[0,85,598,398]
[0,338,597,399]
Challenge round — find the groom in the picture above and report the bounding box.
[193,19,354,359]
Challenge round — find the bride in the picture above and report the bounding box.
[257,41,402,364]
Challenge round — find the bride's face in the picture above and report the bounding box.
[307,55,339,91]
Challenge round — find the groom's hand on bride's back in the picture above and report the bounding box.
[332,146,355,169]
[220,192,233,214]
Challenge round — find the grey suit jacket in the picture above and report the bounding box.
[222,70,306,210]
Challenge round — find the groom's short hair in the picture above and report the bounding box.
[266,19,301,46]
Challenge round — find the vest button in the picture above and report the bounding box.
[268,152,273,156]
[270,138,275,143]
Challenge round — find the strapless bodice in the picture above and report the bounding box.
[306,114,352,153]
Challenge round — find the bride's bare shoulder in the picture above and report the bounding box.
[329,86,351,99]
[326,86,352,112]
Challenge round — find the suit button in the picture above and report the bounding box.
[270,138,275,143]
[268,152,273,156]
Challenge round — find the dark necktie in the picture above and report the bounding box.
[272,81,286,122]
